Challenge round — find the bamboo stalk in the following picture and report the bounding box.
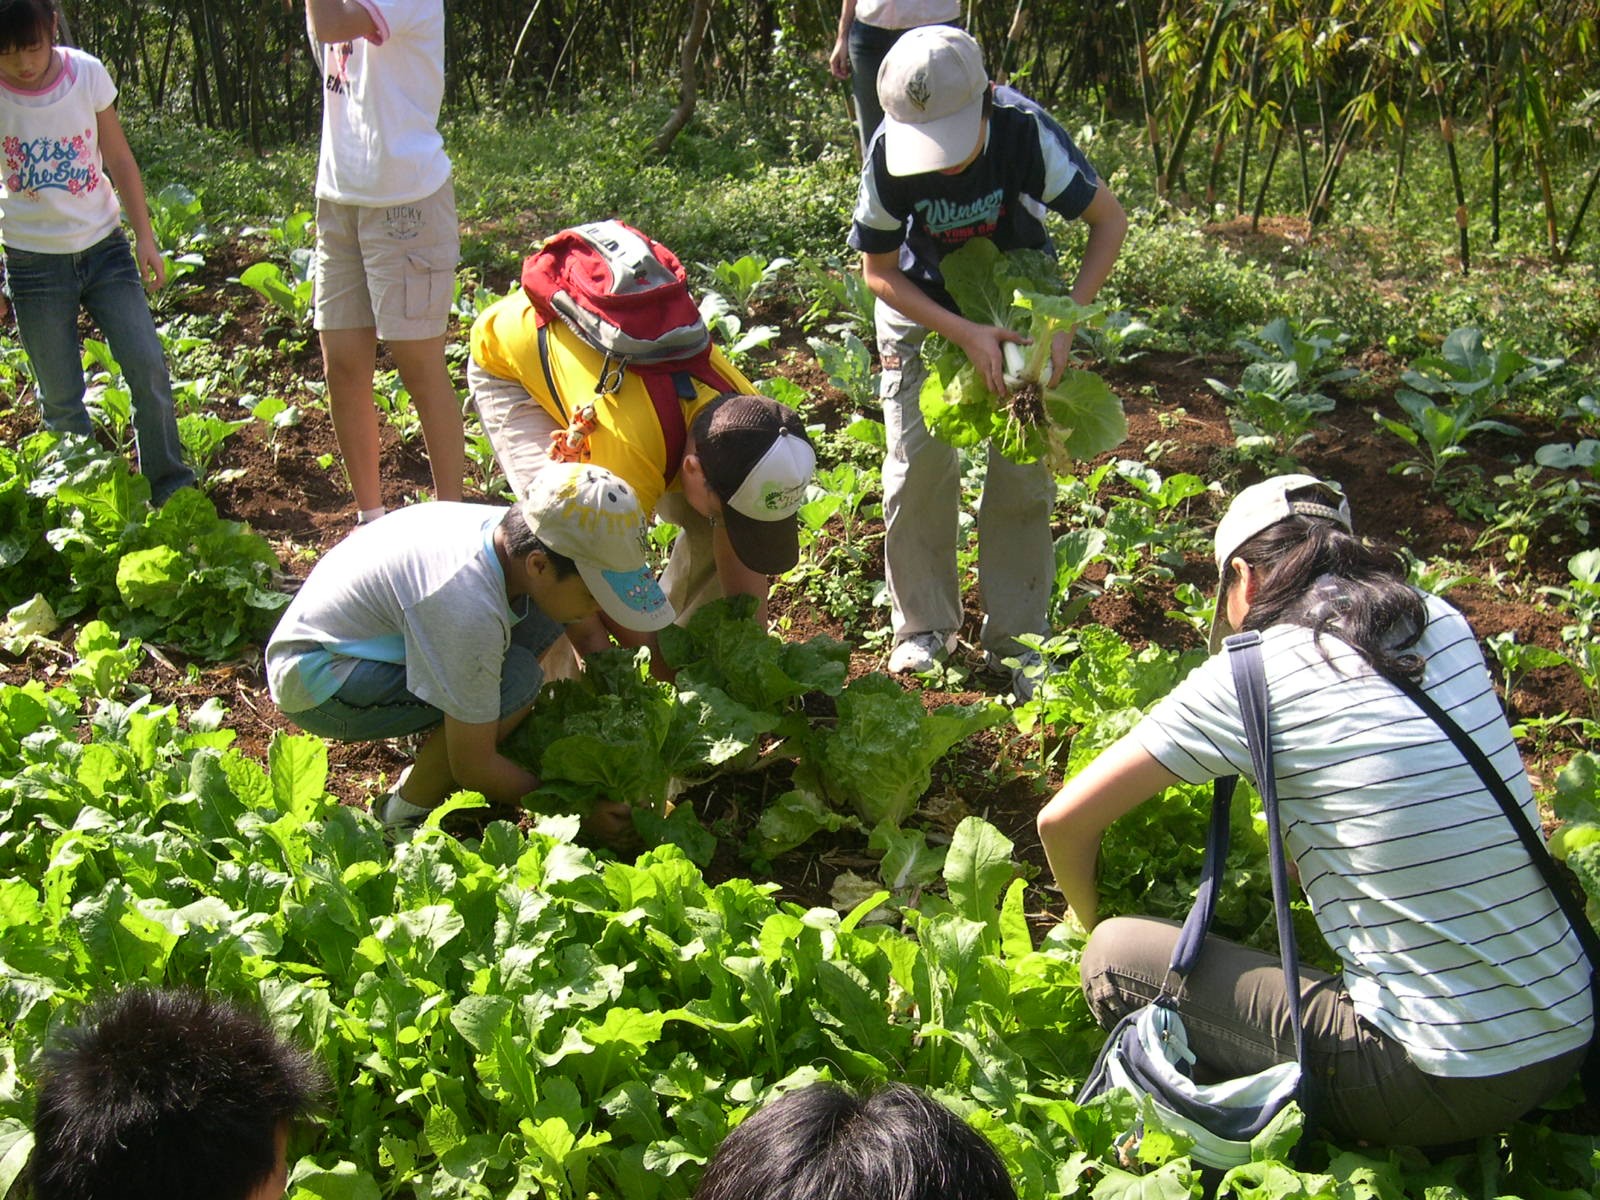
[1251,99,1290,232]
[1235,39,1263,215]
[1389,71,1414,217]
[1560,153,1600,259]
[1128,0,1166,199]
[1162,0,1238,203]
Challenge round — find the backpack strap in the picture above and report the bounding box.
[643,352,738,484]
[641,372,689,484]
[537,324,566,422]
[1164,633,1309,1122]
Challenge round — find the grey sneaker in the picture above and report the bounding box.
[984,649,1045,701]
[888,631,957,674]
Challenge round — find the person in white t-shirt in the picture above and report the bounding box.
[1036,474,1593,1146]
[266,461,674,836]
[304,0,463,525]
[0,0,194,504]
[828,0,960,155]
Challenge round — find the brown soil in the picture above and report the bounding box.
[2,248,1596,923]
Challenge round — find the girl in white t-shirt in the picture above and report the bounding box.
[0,0,193,503]
[1037,474,1592,1147]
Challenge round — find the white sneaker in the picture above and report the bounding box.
[888,631,957,674]
[373,790,426,833]
[985,649,1045,701]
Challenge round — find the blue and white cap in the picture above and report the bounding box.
[519,464,675,632]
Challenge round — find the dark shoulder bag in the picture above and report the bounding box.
[1077,632,1311,1168]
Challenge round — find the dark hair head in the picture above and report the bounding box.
[500,504,579,579]
[1224,515,1428,680]
[0,0,55,54]
[31,988,321,1200]
[693,1082,1017,1200]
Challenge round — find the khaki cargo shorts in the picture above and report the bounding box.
[312,180,459,341]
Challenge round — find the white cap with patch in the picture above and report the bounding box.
[876,26,989,176]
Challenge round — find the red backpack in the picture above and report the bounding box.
[521,220,737,478]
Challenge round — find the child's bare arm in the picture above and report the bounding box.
[95,105,165,290]
[1068,184,1128,308]
[305,0,381,44]
[861,250,1026,398]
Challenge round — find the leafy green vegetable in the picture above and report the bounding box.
[506,647,774,818]
[658,595,850,711]
[804,674,1006,825]
[919,238,1128,471]
[0,615,1578,1200]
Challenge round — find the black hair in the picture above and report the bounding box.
[1224,515,1428,681]
[0,0,55,54]
[500,505,579,579]
[30,988,321,1200]
[693,1082,1017,1200]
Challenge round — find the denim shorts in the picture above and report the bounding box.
[284,612,560,742]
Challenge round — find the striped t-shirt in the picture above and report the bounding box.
[1133,593,1592,1077]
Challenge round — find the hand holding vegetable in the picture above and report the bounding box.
[959,320,1032,398]
[918,237,1127,471]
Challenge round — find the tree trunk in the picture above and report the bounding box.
[650,0,711,156]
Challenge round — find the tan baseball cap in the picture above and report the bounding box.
[876,26,989,176]
[1208,474,1353,652]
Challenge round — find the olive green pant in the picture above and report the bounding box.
[1081,916,1587,1147]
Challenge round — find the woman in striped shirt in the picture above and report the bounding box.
[1037,474,1592,1146]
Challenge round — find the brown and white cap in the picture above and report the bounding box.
[692,395,817,575]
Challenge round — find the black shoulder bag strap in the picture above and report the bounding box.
[1165,633,1310,1111]
[536,324,568,423]
[1378,667,1600,1085]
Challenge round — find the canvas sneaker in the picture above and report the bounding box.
[984,648,1045,702]
[373,789,427,834]
[887,630,957,674]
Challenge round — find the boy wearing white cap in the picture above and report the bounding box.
[849,26,1127,698]
[265,463,673,830]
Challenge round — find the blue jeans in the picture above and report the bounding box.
[3,231,194,503]
[848,20,958,154]
[284,610,562,742]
